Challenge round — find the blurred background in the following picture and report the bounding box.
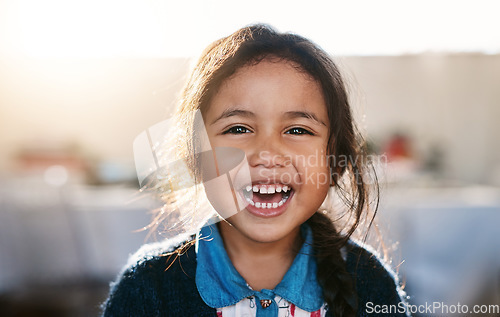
[0,0,499,316]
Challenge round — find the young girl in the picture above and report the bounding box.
[102,24,409,317]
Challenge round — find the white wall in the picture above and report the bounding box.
[341,54,500,183]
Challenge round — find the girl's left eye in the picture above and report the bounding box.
[285,127,314,135]
[222,126,251,134]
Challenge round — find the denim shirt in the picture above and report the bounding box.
[195,223,324,316]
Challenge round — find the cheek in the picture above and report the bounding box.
[291,142,329,168]
[306,165,331,191]
[292,147,331,188]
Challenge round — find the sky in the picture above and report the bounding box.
[0,0,499,58]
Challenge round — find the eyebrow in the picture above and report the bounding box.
[210,108,327,127]
[284,110,327,126]
[210,108,255,125]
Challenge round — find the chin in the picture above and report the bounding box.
[245,228,286,243]
[222,214,299,244]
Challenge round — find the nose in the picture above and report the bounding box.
[247,135,287,168]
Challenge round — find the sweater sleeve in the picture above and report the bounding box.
[101,236,217,317]
[101,235,192,317]
[101,259,163,317]
[346,242,411,317]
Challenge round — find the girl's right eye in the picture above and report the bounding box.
[222,126,251,134]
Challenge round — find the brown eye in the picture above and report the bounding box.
[223,126,251,134]
[286,127,314,135]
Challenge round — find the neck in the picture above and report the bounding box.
[217,221,303,291]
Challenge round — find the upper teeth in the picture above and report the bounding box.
[248,184,290,194]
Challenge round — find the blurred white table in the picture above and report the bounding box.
[0,178,155,292]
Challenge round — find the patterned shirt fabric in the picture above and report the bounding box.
[195,223,327,317]
[216,295,327,316]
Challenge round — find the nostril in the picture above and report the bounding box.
[249,149,287,168]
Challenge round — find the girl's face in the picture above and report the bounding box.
[204,59,331,244]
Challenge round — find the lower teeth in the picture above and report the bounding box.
[244,195,289,209]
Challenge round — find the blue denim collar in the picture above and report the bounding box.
[195,223,324,312]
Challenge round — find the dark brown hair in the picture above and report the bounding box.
[167,24,378,317]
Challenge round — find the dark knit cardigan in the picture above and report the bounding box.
[102,234,409,317]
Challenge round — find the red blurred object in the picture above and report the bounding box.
[384,133,413,162]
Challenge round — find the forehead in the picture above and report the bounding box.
[208,59,326,118]
[223,59,317,91]
[237,57,315,81]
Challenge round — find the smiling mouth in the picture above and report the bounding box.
[240,183,293,209]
